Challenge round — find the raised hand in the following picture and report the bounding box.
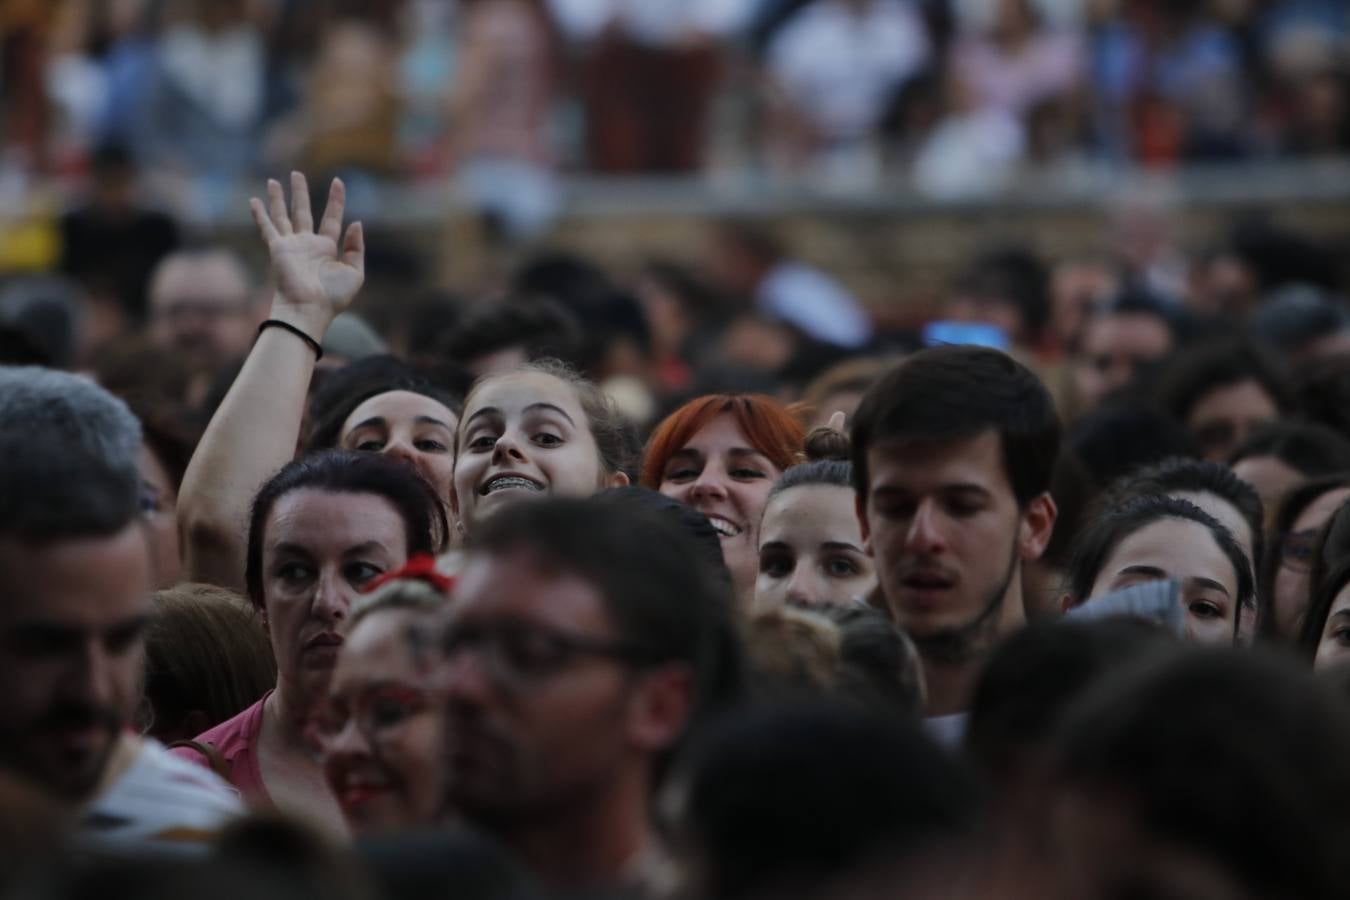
[249,172,364,337]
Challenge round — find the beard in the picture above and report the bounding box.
[0,704,123,804]
[906,536,1021,666]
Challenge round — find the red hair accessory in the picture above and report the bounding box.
[362,554,455,595]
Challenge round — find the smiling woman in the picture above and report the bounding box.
[451,359,634,540]
[642,395,805,604]
[1065,494,1253,647]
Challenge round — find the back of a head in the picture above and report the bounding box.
[1068,401,1198,488]
[1250,283,1348,355]
[1049,649,1350,899]
[850,345,1060,506]
[591,486,731,588]
[0,366,142,541]
[440,298,584,371]
[966,619,1175,782]
[674,700,981,900]
[144,584,277,741]
[475,497,744,724]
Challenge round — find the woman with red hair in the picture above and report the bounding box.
[642,395,805,604]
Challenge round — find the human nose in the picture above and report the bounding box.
[324,714,372,760]
[905,500,948,556]
[62,640,114,709]
[688,465,728,504]
[783,564,826,607]
[313,572,351,626]
[491,431,527,465]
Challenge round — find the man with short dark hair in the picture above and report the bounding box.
[0,367,240,851]
[442,496,742,889]
[147,248,263,377]
[851,346,1059,739]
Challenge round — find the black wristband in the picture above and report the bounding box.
[258,319,323,360]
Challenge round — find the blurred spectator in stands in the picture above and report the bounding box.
[1092,0,1246,163]
[764,0,930,187]
[1251,283,1350,365]
[451,0,560,241]
[58,142,178,323]
[950,0,1085,121]
[1069,287,1178,416]
[1258,1,1350,157]
[441,297,585,378]
[147,248,265,393]
[635,259,729,396]
[1047,254,1117,360]
[1153,338,1294,462]
[0,275,83,369]
[131,0,267,203]
[1186,244,1261,318]
[297,19,400,181]
[553,0,751,173]
[940,245,1051,360]
[709,219,873,349]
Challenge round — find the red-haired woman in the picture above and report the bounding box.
[642,395,805,604]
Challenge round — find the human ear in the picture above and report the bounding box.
[1019,492,1058,562]
[626,665,694,753]
[1059,592,1074,614]
[855,494,872,555]
[608,470,631,488]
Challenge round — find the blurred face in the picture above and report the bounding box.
[1313,582,1350,671]
[138,445,180,589]
[442,549,667,827]
[659,413,782,603]
[860,430,1046,653]
[1073,313,1173,411]
[1186,380,1279,462]
[148,255,256,373]
[262,490,409,709]
[1231,455,1302,513]
[453,372,612,536]
[340,391,458,503]
[1271,487,1350,641]
[320,608,446,834]
[0,526,151,804]
[756,484,875,609]
[1087,518,1240,646]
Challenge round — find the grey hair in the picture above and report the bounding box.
[0,366,143,539]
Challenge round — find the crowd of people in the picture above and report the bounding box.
[3,0,1350,212]
[2,161,1350,900]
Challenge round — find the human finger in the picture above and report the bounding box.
[290,171,314,233]
[317,177,346,242]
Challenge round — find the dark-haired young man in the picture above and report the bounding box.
[441,497,742,890]
[851,346,1058,741]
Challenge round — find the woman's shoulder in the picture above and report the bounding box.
[173,692,270,763]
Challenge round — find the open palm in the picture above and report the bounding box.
[250,173,364,333]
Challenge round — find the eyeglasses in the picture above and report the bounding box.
[440,620,657,691]
[1278,529,1319,573]
[311,683,437,746]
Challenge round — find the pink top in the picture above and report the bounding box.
[170,691,272,808]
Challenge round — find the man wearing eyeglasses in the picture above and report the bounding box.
[440,496,742,891]
[147,247,264,380]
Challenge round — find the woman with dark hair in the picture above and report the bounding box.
[1229,421,1350,512]
[642,394,805,604]
[173,451,446,835]
[1260,474,1350,644]
[1064,494,1253,646]
[1300,557,1350,671]
[754,426,875,610]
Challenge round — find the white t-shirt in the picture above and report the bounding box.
[547,0,754,44]
[767,0,931,140]
[923,712,970,749]
[79,737,244,854]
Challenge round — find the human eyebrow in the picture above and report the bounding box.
[342,541,391,559]
[1117,565,1170,583]
[348,417,389,433]
[822,541,865,554]
[271,542,316,558]
[413,416,454,431]
[522,403,576,427]
[1183,576,1231,597]
[760,541,792,552]
[668,448,702,463]
[463,407,502,428]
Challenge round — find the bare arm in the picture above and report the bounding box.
[178,173,365,589]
